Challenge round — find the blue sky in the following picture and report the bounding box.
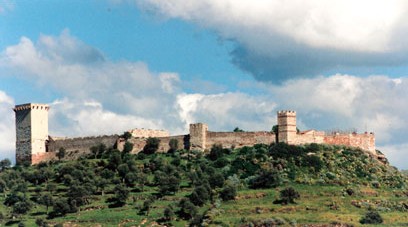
[1,0,408,169]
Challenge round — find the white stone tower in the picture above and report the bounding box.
[13,103,49,165]
[277,110,297,144]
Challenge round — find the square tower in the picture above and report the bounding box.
[277,110,297,144]
[13,103,49,165]
[189,123,208,151]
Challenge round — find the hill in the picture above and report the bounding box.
[0,142,407,226]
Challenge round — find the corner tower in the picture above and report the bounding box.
[13,103,49,165]
[277,110,297,144]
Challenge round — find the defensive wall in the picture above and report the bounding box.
[13,103,378,164]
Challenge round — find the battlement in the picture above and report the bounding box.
[277,110,296,116]
[13,103,50,112]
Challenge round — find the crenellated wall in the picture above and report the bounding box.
[323,132,376,154]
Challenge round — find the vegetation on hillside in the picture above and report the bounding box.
[0,141,406,226]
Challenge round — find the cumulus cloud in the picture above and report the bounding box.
[0,31,277,138]
[1,30,408,169]
[138,0,408,80]
[256,75,408,143]
[0,91,15,162]
[177,92,277,131]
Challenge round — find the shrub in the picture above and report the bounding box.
[302,155,324,173]
[190,185,210,206]
[178,198,198,220]
[275,187,300,205]
[220,183,237,201]
[360,211,383,224]
[249,170,282,189]
[207,144,224,161]
[143,137,160,154]
[168,138,179,153]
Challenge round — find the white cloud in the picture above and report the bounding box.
[177,92,277,131]
[48,99,164,137]
[138,0,408,80]
[0,91,15,162]
[377,143,408,170]
[1,31,408,169]
[0,31,278,138]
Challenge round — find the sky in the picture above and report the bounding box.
[0,0,407,169]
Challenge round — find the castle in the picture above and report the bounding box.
[14,103,377,165]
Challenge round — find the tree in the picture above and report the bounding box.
[12,200,32,215]
[57,147,66,160]
[233,127,244,132]
[52,198,72,216]
[143,137,160,154]
[112,184,129,206]
[207,144,224,161]
[220,183,237,201]
[122,131,132,140]
[123,141,134,154]
[272,125,279,143]
[0,158,11,170]
[168,138,179,153]
[360,211,383,224]
[156,172,181,195]
[209,172,225,189]
[38,193,53,214]
[249,170,282,189]
[189,185,210,206]
[140,196,155,216]
[277,187,300,205]
[177,198,198,220]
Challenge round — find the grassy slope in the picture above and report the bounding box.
[0,143,407,226]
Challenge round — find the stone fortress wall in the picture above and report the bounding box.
[13,103,378,165]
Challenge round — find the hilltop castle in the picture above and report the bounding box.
[14,103,377,165]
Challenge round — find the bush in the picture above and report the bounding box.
[302,155,324,172]
[249,170,282,189]
[189,185,210,206]
[143,137,160,154]
[274,187,300,205]
[220,183,237,201]
[168,139,179,153]
[178,198,198,220]
[360,211,383,224]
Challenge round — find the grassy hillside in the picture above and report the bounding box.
[0,142,406,226]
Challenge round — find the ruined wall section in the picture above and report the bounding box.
[323,132,375,154]
[128,128,169,138]
[48,135,119,158]
[206,131,275,150]
[122,135,188,154]
[293,130,325,145]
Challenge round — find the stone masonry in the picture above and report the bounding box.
[14,103,50,165]
[13,103,377,165]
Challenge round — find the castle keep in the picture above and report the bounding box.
[14,104,377,165]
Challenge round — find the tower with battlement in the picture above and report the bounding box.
[189,123,208,150]
[277,110,297,144]
[13,103,50,165]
